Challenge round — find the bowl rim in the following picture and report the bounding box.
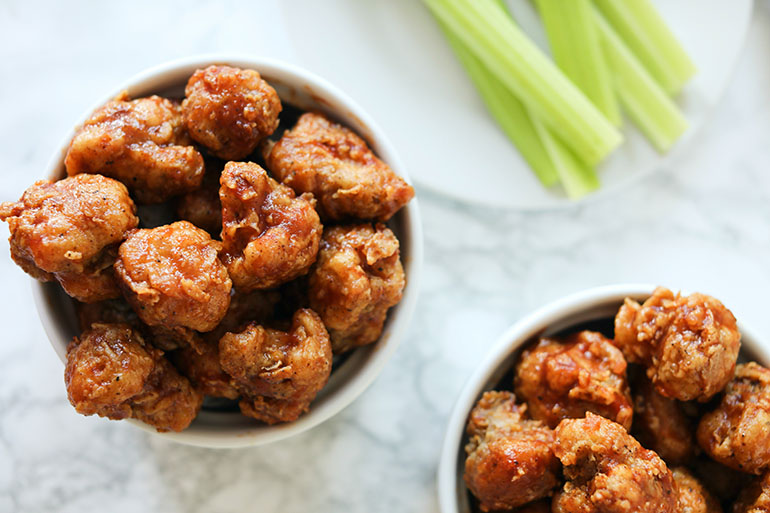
[31,53,424,448]
[436,283,769,513]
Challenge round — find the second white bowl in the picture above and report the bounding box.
[437,284,769,513]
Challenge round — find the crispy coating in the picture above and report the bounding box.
[65,93,204,203]
[220,161,321,291]
[514,331,633,430]
[632,375,694,464]
[672,467,722,513]
[182,65,281,160]
[171,340,239,400]
[76,297,205,353]
[734,472,770,513]
[697,362,770,474]
[553,412,678,513]
[115,221,231,332]
[263,112,414,222]
[175,158,224,235]
[0,174,138,302]
[464,391,560,512]
[56,266,122,303]
[219,308,332,424]
[614,287,741,402]
[65,323,202,432]
[308,223,405,353]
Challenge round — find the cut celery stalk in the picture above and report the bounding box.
[434,0,599,197]
[423,0,622,167]
[593,0,696,95]
[441,28,559,186]
[535,0,621,126]
[594,8,688,152]
[531,116,600,199]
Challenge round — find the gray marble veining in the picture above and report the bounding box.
[1,1,769,512]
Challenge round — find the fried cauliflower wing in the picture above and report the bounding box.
[65,323,202,432]
[219,161,322,291]
[263,112,414,222]
[182,65,281,160]
[464,391,560,512]
[672,467,722,513]
[115,221,231,332]
[0,174,138,302]
[697,362,770,474]
[614,287,741,401]
[632,375,695,465]
[65,93,204,203]
[219,308,332,424]
[76,297,206,354]
[553,412,678,513]
[734,472,770,513]
[308,223,405,354]
[514,331,633,429]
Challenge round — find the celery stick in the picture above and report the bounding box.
[532,116,600,199]
[424,0,622,166]
[594,8,688,152]
[535,0,621,126]
[593,0,696,95]
[441,28,559,186]
[436,1,599,196]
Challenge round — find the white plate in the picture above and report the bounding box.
[280,0,753,209]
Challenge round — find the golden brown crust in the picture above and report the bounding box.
[0,174,138,302]
[65,94,204,203]
[614,287,741,402]
[632,376,694,465]
[514,331,633,430]
[115,221,232,332]
[464,391,560,512]
[309,223,405,353]
[76,298,205,353]
[219,161,322,291]
[263,112,414,222]
[219,308,332,424]
[553,412,678,513]
[65,323,202,432]
[697,362,770,474]
[734,472,770,513]
[182,65,281,160]
[672,467,722,513]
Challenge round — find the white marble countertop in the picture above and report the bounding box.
[1,1,770,512]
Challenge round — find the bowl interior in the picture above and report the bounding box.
[439,285,770,513]
[33,55,423,447]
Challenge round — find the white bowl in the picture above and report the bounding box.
[437,284,770,513]
[31,54,423,448]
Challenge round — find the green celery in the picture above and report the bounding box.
[594,8,688,152]
[423,0,622,167]
[441,28,559,187]
[535,0,621,126]
[531,116,599,199]
[593,0,696,95]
